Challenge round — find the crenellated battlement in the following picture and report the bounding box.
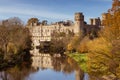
[27,12,101,47]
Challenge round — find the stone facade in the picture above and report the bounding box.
[28,12,101,47]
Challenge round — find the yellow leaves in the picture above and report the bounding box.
[87,0,120,78]
[78,42,88,53]
[67,43,73,51]
[77,37,89,53]
[87,38,113,76]
[87,38,120,77]
[67,36,80,51]
[116,65,120,78]
[67,36,90,53]
[112,0,120,11]
[87,38,111,54]
[7,42,18,54]
[102,10,120,42]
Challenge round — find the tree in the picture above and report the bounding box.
[0,26,9,56]
[110,0,120,12]
[87,0,120,79]
[2,17,23,26]
[0,20,31,60]
[67,36,80,52]
[67,31,85,53]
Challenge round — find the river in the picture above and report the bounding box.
[0,49,89,80]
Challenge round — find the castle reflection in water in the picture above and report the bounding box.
[30,48,87,80]
[0,49,88,80]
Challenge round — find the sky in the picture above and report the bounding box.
[0,0,112,24]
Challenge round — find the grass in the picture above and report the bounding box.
[66,52,88,72]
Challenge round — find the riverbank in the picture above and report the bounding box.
[65,52,88,72]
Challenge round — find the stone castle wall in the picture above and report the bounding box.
[27,12,101,47]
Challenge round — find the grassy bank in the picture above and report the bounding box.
[66,52,88,72]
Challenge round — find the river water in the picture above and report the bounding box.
[0,49,89,80]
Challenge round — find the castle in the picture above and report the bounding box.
[28,12,101,48]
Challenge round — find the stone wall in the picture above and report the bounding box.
[28,12,101,48]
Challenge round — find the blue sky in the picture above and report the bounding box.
[0,0,112,23]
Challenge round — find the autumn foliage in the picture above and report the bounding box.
[87,0,120,79]
[0,18,31,60]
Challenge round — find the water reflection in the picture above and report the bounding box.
[31,51,84,80]
[0,65,35,80]
[0,49,86,80]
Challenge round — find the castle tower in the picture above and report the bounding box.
[74,12,84,34]
[90,17,101,26]
[90,18,93,25]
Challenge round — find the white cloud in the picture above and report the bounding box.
[0,4,73,20]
